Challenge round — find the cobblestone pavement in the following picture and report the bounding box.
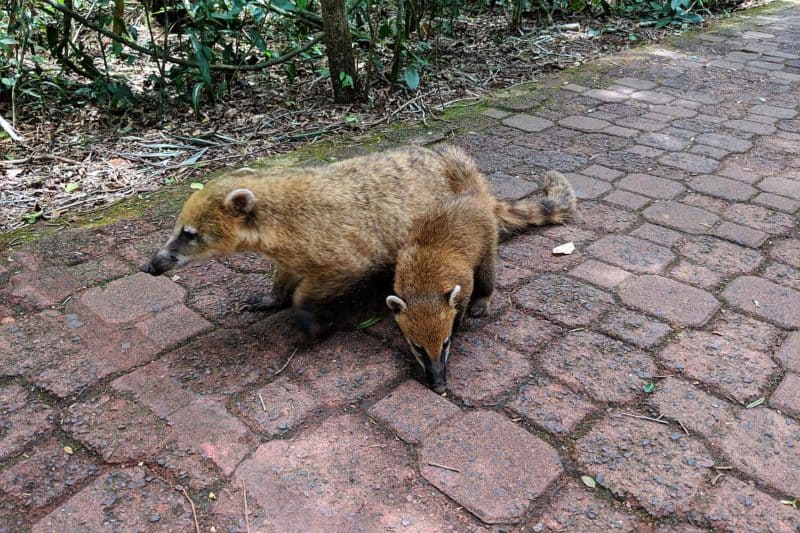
[3,4,800,532]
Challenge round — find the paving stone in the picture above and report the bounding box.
[680,191,731,215]
[134,303,211,348]
[576,415,713,518]
[0,439,99,510]
[638,133,690,151]
[660,330,778,402]
[615,77,658,90]
[764,261,800,292]
[616,117,668,132]
[509,377,595,436]
[111,359,196,418]
[599,307,671,349]
[487,172,541,200]
[604,125,641,138]
[758,176,800,200]
[643,201,719,234]
[465,310,561,352]
[643,111,679,123]
[524,150,588,173]
[581,164,624,181]
[630,90,675,105]
[746,112,780,124]
[630,223,684,247]
[688,175,756,201]
[533,480,650,531]
[576,201,641,233]
[647,377,736,439]
[627,144,664,158]
[723,203,797,234]
[32,467,194,532]
[604,190,650,210]
[690,476,800,532]
[559,115,611,132]
[717,408,800,496]
[713,221,768,247]
[447,329,531,403]
[669,261,725,289]
[587,234,674,274]
[618,275,720,327]
[776,331,800,372]
[659,152,720,174]
[570,259,632,289]
[230,414,475,531]
[769,372,800,418]
[722,276,800,328]
[541,331,655,402]
[710,311,782,353]
[689,143,730,160]
[484,107,511,119]
[677,235,763,275]
[754,192,800,213]
[617,173,685,199]
[502,114,554,132]
[585,88,628,102]
[751,104,798,118]
[694,132,752,152]
[234,376,319,437]
[499,234,582,275]
[420,410,563,524]
[724,119,777,134]
[650,104,699,118]
[62,395,170,463]
[6,268,85,308]
[0,383,56,461]
[563,172,611,199]
[81,272,185,324]
[514,274,614,327]
[369,380,459,444]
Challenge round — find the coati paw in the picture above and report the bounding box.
[237,295,285,313]
[294,307,323,339]
[468,299,491,318]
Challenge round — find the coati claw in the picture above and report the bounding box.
[237,295,284,313]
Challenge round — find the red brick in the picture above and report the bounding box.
[234,376,318,437]
[420,410,562,524]
[681,192,730,215]
[769,373,800,418]
[643,201,719,234]
[499,234,582,272]
[722,203,796,235]
[724,119,776,135]
[564,172,612,199]
[0,439,99,510]
[495,258,531,289]
[509,377,595,435]
[651,104,699,118]
[134,303,211,348]
[631,90,675,105]
[688,174,756,201]
[695,132,752,152]
[627,144,664,158]
[631,223,684,247]
[764,262,800,292]
[751,104,797,119]
[81,272,185,324]
[717,408,800,496]
[618,275,720,327]
[111,359,196,418]
[502,114,554,132]
[777,331,800,372]
[32,467,194,532]
[462,310,561,354]
[691,476,800,532]
[514,274,615,327]
[617,117,668,132]
[62,395,170,463]
[541,331,656,402]
[604,190,650,210]
[152,440,223,491]
[585,88,629,102]
[638,132,689,150]
[754,192,799,213]
[487,172,540,200]
[659,152,719,174]
[770,238,800,268]
[7,267,84,308]
[758,176,800,200]
[615,77,657,90]
[647,377,736,439]
[617,173,685,199]
[677,236,763,275]
[722,276,800,328]
[713,221,767,247]
[576,415,713,518]
[588,234,674,274]
[369,380,459,443]
[65,256,132,287]
[669,260,724,289]
[168,398,255,475]
[600,308,671,349]
[576,201,641,233]
[570,259,632,289]
[533,480,651,531]
[660,331,778,402]
[582,164,623,181]
[226,414,476,531]
[0,383,56,461]
[605,125,640,138]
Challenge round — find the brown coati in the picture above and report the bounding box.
[141,147,482,337]
[386,167,576,393]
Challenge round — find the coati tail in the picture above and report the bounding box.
[436,145,491,195]
[495,170,576,232]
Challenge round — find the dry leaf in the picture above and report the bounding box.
[552,241,576,255]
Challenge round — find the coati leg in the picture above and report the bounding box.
[469,251,496,318]
[239,267,300,312]
[291,275,352,339]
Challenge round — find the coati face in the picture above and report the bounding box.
[386,285,460,394]
[141,186,257,275]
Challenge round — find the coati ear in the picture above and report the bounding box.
[445,285,461,308]
[386,295,407,314]
[224,188,256,214]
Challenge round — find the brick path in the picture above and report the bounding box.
[2,4,800,531]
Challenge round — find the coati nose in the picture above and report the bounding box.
[431,382,447,394]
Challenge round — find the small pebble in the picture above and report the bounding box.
[149,514,161,523]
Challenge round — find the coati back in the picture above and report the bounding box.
[142,146,506,337]
[387,164,576,393]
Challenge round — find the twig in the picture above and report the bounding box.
[713,466,733,470]
[243,481,251,533]
[0,113,24,142]
[181,487,201,533]
[258,392,267,412]
[678,420,690,435]
[272,349,298,378]
[711,472,723,485]
[428,462,462,473]
[617,412,671,425]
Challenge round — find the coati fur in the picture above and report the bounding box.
[386,156,576,393]
[142,146,516,337]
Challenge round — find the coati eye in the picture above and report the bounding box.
[181,226,198,239]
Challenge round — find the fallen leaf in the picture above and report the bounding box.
[643,382,655,394]
[552,241,576,255]
[190,182,204,190]
[63,446,74,455]
[64,182,80,193]
[208,492,216,500]
[357,316,381,330]
[746,397,765,409]
[581,475,596,488]
[780,499,797,508]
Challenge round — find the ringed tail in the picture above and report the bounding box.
[495,170,577,232]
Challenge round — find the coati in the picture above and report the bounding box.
[386,164,576,393]
[142,146,492,337]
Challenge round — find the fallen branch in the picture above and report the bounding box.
[0,113,24,142]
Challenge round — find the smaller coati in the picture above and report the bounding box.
[386,166,576,393]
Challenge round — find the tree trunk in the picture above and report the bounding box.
[319,0,359,102]
[510,0,523,31]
